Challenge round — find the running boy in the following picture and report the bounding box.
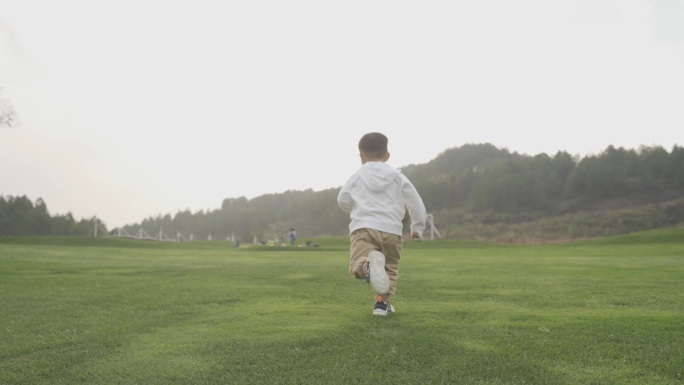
[337,132,427,316]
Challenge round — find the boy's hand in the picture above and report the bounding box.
[411,232,421,240]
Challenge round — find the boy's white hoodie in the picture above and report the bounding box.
[337,161,427,237]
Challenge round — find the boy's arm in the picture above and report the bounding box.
[337,178,355,213]
[402,179,427,238]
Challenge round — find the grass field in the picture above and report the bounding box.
[1,230,683,385]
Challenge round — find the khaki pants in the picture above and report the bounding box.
[349,228,404,300]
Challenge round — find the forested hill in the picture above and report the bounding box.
[3,143,684,243]
[400,143,684,241]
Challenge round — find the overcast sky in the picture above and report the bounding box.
[1,0,683,229]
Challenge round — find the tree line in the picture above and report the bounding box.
[3,143,684,241]
[0,196,99,236]
[404,143,684,214]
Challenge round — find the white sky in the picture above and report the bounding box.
[1,0,683,228]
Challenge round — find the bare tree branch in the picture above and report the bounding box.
[0,86,20,127]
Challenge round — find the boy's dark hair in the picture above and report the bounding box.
[358,132,388,159]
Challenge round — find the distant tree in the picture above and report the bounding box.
[0,87,19,127]
[665,145,684,190]
[52,212,77,235]
[0,196,7,235]
[32,197,53,235]
[4,196,34,235]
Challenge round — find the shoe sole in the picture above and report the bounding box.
[368,251,389,294]
[373,308,388,316]
[373,305,395,316]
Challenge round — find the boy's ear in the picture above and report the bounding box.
[384,152,390,161]
[360,153,367,164]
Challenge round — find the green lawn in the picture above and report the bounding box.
[1,231,683,385]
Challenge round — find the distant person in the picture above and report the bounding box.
[289,228,297,245]
[337,132,427,316]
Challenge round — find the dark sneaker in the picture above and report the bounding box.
[368,251,389,294]
[373,300,396,316]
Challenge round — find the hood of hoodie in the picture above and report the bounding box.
[358,162,401,192]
